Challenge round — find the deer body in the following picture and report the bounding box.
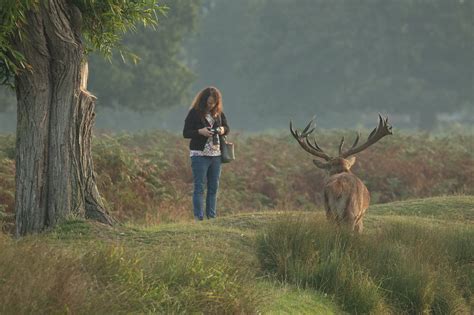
[324,171,369,232]
[290,115,392,233]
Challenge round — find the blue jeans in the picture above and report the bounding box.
[191,156,222,220]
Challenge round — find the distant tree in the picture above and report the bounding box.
[0,0,167,235]
[189,0,263,127]
[88,0,201,111]
[0,88,15,112]
[337,0,474,130]
[193,0,473,130]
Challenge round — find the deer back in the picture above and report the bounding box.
[324,172,370,221]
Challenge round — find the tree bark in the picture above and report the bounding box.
[14,0,113,236]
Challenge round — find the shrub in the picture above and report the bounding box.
[1,130,473,224]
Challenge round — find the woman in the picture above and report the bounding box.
[183,87,230,220]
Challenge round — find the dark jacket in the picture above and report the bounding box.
[183,108,230,151]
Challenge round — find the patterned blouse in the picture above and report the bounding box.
[190,114,221,157]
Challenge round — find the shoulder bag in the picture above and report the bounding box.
[220,135,235,163]
[218,115,235,163]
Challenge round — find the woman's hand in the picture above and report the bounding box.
[218,127,225,135]
[198,127,213,137]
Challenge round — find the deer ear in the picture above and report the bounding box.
[347,156,356,168]
[313,159,330,169]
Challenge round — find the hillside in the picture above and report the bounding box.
[369,195,474,221]
[0,195,473,313]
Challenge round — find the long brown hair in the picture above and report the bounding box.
[190,86,223,117]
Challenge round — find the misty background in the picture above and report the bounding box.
[1,0,473,133]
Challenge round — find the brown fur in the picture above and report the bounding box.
[315,157,370,233]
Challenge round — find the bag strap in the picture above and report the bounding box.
[218,114,225,141]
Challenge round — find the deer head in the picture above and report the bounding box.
[290,115,392,175]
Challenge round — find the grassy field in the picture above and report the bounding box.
[0,195,472,314]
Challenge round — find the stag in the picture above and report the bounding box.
[290,115,392,233]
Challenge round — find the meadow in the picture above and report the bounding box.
[0,131,473,313]
[1,130,472,226]
[0,197,472,314]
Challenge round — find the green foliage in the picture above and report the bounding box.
[88,0,201,110]
[0,0,37,85]
[1,0,199,111]
[72,0,167,59]
[256,215,473,313]
[0,0,166,87]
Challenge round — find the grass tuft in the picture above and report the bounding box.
[257,214,473,314]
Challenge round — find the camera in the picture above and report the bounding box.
[208,127,219,134]
[208,127,219,145]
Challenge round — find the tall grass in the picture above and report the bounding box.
[256,215,473,314]
[0,229,261,314]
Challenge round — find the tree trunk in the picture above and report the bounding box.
[14,0,113,236]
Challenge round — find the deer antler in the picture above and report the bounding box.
[340,114,392,158]
[290,118,331,161]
